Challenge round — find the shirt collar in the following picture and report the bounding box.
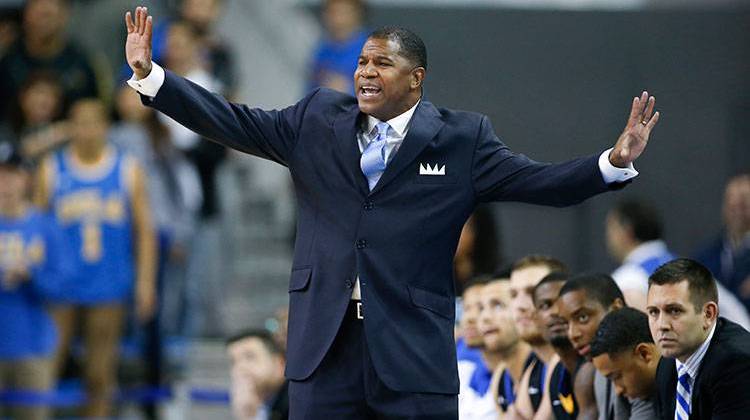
[366,100,420,138]
[675,320,717,378]
[623,240,668,264]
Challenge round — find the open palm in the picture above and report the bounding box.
[610,91,660,167]
[125,7,153,79]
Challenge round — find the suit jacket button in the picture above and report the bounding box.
[363,201,374,210]
[345,279,353,288]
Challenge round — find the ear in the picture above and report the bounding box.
[411,67,426,90]
[703,301,719,327]
[634,343,654,364]
[611,297,625,311]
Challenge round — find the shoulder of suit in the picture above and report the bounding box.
[433,106,485,124]
[707,318,750,362]
[309,87,357,109]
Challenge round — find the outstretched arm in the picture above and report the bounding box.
[124,7,316,166]
[473,93,660,205]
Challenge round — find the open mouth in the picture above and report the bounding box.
[359,85,382,98]
[576,344,591,356]
[482,328,499,337]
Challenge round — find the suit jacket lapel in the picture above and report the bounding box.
[370,100,444,195]
[333,106,369,196]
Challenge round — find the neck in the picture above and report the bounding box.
[505,341,532,384]
[677,320,715,363]
[532,342,556,364]
[0,202,26,218]
[25,34,65,58]
[728,229,749,250]
[553,343,580,373]
[619,241,639,263]
[72,143,106,164]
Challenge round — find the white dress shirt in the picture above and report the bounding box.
[674,321,717,415]
[129,62,640,300]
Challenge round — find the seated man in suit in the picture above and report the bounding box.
[590,308,660,416]
[124,6,660,418]
[558,273,656,420]
[646,258,750,420]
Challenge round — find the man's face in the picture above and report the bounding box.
[723,176,750,237]
[605,211,629,263]
[558,290,609,359]
[323,0,363,41]
[461,284,484,348]
[646,281,714,361]
[479,281,519,354]
[533,281,569,348]
[24,0,67,40]
[509,265,551,344]
[69,101,108,150]
[0,167,27,210]
[355,37,422,122]
[227,337,283,395]
[592,346,658,400]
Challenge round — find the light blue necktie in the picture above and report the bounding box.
[360,122,390,191]
[675,368,691,420]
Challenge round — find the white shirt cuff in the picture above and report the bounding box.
[126,62,165,98]
[598,148,638,184]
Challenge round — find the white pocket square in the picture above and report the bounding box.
[419,163,445,176]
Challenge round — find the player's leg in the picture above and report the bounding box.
[82,303,124,417]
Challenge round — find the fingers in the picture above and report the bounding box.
[642,95,656,121]
[628,96,641,124]
[138,7,147,36]
[125,11,134,33]
[645,111,660,132]
[145,15,153,43]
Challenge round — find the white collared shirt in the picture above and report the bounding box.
[674,321,716,415]
[128,62,640,301]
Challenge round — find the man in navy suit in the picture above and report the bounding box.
[647,258,750,420]
[125,7,660,418]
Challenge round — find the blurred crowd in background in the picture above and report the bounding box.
[0,0,747,419]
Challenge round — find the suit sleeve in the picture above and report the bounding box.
[710,356,750,419]
[471,115,625,206]
[146,70,319,167]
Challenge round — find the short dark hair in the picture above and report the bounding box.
[226,328,283,356]
[512,255,568,275]
[463,275,491,295]
[611,199,662,242]
[648,258,718,312]
[493,264,513,281]
[369,26,427,69]
[559,273,625,309]
[532,271,568,306]
[590,307,653,358]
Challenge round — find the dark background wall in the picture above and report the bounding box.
[370,7,750,272]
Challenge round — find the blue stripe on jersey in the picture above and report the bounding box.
[638,251,677,276]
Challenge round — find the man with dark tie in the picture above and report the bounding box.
[124,6,660,418]
[647,258,750,420]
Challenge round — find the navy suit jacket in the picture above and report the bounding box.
[145,71,622,394]
[654,317,750,420]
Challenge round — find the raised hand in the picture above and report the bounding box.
[610,91,660,168]
[125,6,154,80]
